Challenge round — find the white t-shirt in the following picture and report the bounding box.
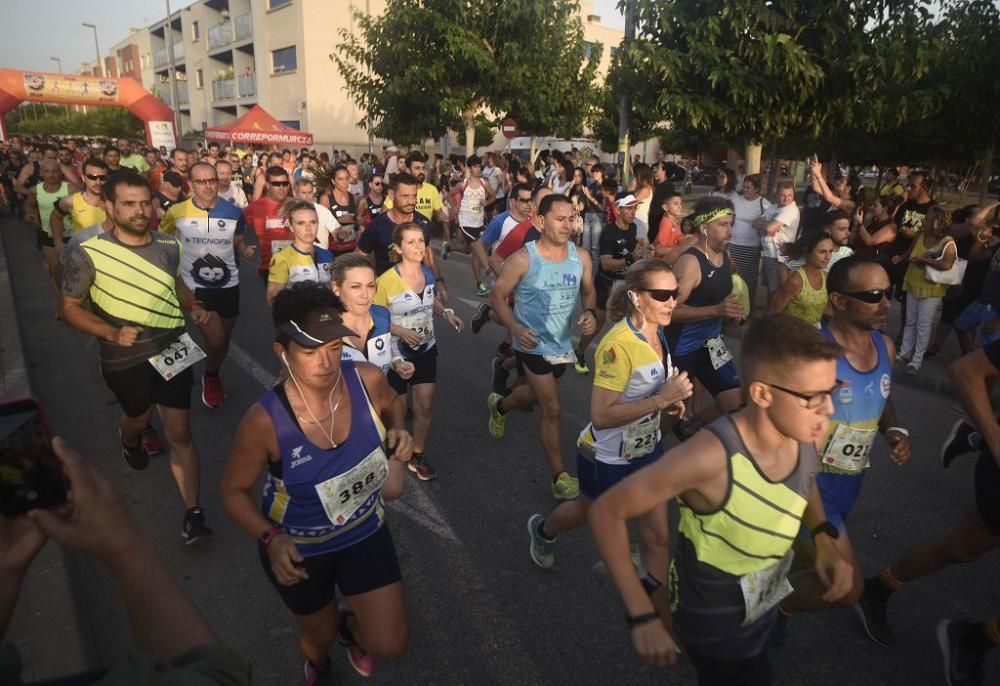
[730,193,771,247]
[761,202,801,261]
[312,202,338,250]
[483,165,504,198]
[218,183,248,209]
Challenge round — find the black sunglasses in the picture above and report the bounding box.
[269,180,290,187]
[641,288,679,302]
[516,195,532,202]
[85,173,107,181]
[841,289,889,304]
[763,380,843,409]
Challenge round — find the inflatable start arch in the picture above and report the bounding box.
[0,69,177,148]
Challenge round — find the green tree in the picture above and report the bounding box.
[9,104,144,138]
[334,0,596,157]
[588,49,664,155]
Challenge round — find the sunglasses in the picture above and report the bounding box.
[841,289,889,304]
[641,288,679,302]
[192,178,219,185]
[269,180,290,187]
[85,173,107,181]
[516,196,532,202]
[763,380,843,410]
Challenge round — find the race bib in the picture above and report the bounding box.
[543,351,577,365]
[399,311,434,348]
[622,411,661,460]
[270,239,292,254]
[148,332,206,381]
[822,425,878,471]
[314,446,389,526]
[740,550,794,626]
[706,336,732,370]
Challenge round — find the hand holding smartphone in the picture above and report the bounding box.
[0,398,67,517]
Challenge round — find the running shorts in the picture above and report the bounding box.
[686,650,772,686]
[974,451,1000,536]
[460,225,484,241]
[195,285,240,320]
[259,524,401,616]
[576,447,662,500]
[102,362,193,417]
[595,274,619,311]
[515,351,567,379]
[388,347,438,395]
[815,471,866,534]
[672,346,741,397]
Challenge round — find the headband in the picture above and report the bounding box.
[692,207,734,228]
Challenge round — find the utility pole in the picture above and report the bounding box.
[617,1,636,187]
[164,0,182,140]
[49,57,63,73]
[82,23,102,76]
[365,0,373,156]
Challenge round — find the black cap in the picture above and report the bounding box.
[162,171,183,187]
[276,306,354,349]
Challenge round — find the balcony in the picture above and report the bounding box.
[212,78,236,100]
[160,84,190,106]
[235,12,252,41]
[173,42,184,61]
[208,22,233,50]
[154,49,168,68]
[238,74,256,97]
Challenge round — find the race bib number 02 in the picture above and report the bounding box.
[148,332,206,381]
[622,411,661,460]
[706,336,732,370]
[314,447,389,526]
[740,550,794,626]
[822,425,878,471]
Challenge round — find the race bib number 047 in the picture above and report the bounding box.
[148,332,206,381]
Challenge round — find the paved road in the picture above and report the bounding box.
[5,217,999,686]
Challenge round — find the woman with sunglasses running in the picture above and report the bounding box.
[527,259,692,593]
[357,177,386,230]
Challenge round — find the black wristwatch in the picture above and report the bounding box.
[810,521,840,542]
[625,611,659,630]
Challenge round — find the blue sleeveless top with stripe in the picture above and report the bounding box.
[513,241,583,356]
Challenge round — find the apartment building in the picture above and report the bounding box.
[96,0,624,153]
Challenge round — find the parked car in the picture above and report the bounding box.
[665,161,693,195]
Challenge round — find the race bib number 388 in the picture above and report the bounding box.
[314,447,389,526]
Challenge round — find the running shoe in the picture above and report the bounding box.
[853,577,896,647]
[906,362,920,375]
[338,603,376,677]
[181,507,214,545]
[527,514,555,569]
[440,241,451,260]
[408,454,438,481]
[941,419,980,469]
[937,619,986,686]
[303,658,334,686]
[552,472,579,501]
[573,356,590,375]
[477,282,489,297]
[491,357,510,395]
[201,372,225,408]
[895,352,911,365]
[140,426,164,456]
[472,303,491,334]
[119,429,150,471]
[487,392,506,438]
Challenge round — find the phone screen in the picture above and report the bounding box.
[0,400,67,517]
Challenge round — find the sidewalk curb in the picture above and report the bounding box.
[1,220,96,681]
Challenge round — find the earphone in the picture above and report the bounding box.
[281,351,289,366]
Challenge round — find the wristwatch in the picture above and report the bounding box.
[810,521,840,542]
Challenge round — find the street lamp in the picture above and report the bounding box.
[49,57,62,73]
[81,22,102,76]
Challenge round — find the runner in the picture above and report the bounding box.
[324,164,359,257]
[588,313,853,685]
[245,166,294,280]
[51,157,108,245]
[527,259,691,579]
[159,162,255,408]
[374,222,463,481]
[220,284,412,682]
[453,155,495,295]
[292,178,337,250]
[267,201,334,307]
[487,193,598,500]
[855,339,1000,652]
[216,159,248,209]
[356,176,386,230]
[573,194,647,374]
[667,196,745,430]
[23,159,75,312]
[775,256,911,622]
[61,171,217,543]
[768,230,834,327]
[153,171,186,218]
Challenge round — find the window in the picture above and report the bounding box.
[583,41,596,60]
[142,54,150,69]
[192,21,200,41]
[271,46,297,73]
[280,120,301,130]
[269,0,292,9]
[610,46,619,59]
[195,68,204,88]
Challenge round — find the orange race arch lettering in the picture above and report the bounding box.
[0,69,177,148]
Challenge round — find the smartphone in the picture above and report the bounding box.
[0,397,67,517]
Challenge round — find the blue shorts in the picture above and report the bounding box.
[953,300,1000,346]
[577,446,662,500]
[815,470,866,534]
[672,345,741,397]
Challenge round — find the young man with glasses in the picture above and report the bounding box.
[245,166,293,280]
[774,256,911,631]
[159,162,255,408]
[51,157,109,247]
[589,313,853,686]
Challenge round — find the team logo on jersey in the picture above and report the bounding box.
[880,373,891,399]
[218,219,227,229]
[839,381,853,405]
[602,347,617,365]
[191,253,230,286]
[374,338,385,350]
[289,446,313,469]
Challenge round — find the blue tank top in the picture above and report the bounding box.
[513,241,583,356]
[341,305,393,374]
[818,324,892,474]
[667,247,733,356]
[259,360,389,556]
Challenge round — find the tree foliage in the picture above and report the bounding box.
[8,104,144,138]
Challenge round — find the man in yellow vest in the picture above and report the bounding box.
[61,170,221,545]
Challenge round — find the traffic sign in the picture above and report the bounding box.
[500,117,518,139]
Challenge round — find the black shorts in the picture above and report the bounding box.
[37,231,55,249]
[975,451,1000,536]
[595,274,620,310]
[515,350,567,379]
[388,347,438,394]
[460,225,484,241]
[686,650,772,686]
[102,362,193,418]
[259,524,402,616]
[195,285,240,320]
[673,345,741,397]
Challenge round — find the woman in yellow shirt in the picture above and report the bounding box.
[769,231,833,327]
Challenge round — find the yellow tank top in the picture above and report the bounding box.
[784,268,827,327]
[70,192,106,235]
[903,235,954,299]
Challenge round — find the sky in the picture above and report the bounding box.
[0,0,626,74]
